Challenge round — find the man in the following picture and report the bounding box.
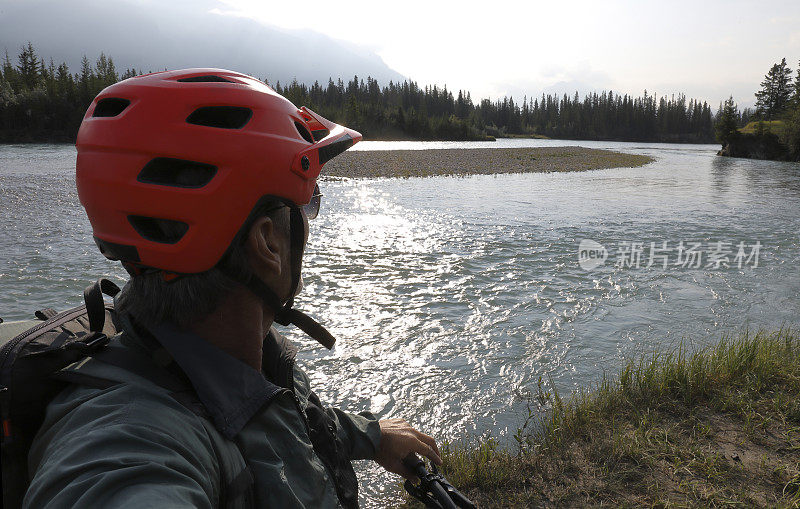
[24,69,440,508]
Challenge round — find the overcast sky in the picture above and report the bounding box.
[0,0,405,87]
[211,0,800,108]
[3,0,799,108]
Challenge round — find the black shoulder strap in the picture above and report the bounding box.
[84,279,121,333]
[34,309,58,321]
[83,345,187,394]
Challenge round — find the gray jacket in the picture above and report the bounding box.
[24,312,381,508]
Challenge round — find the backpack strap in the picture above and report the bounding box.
[84,279,121,334]
[1,279,121,509]
[82,343,187,394]
[34,309,58,321]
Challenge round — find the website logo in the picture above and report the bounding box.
[578,239,608,270]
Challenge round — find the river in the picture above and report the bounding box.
[1,139,799,505]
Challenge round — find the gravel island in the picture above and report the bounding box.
[323,146,654,178]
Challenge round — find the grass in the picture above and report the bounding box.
[739,120,786,138]
[402,329,800,507]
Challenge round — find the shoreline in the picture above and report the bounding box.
[0,134,716,145]
[403,329,800,508]
[323,146,654,179]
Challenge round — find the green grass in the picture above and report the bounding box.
[403,329,800,507]
[739,120,786,138]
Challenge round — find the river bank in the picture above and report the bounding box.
[403,329,800,508]
[717,120,800,162]
[323,146,653,178]
[718,132,799,162]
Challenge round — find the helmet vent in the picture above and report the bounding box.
[177,75,234,83]
[94,236,140,262]
[128,216,189,244]
[92,98,130,117]
[294,121,313,143]
[311,129,330,142]
[138,158,217,188]
[186,106,252,129]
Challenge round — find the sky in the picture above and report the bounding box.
[208,0,800,109]
[2,0,799,108]
[0,0,404,88]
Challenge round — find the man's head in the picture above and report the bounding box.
[117,201,296,330]
[76,68,358,333]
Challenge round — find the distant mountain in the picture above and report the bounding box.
[0,0,405,86]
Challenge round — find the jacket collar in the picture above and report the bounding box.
[127,315,297,439]
[261,327,299,389]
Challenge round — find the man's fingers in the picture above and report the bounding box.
[375,418,443,479]
[415,442,442,466]
[414,430,440,455]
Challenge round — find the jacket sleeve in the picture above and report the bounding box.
[292,367,382,461]
[24,383,220,509]
[325,407,382,461]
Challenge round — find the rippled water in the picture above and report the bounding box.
[1,140,799,505]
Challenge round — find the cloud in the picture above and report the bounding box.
[0,0,405,85]
[207,7,252,18]
[479,63,616,102]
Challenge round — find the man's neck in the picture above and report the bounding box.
[188,286,274,372]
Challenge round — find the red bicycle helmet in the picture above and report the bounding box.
[76,68,361,275]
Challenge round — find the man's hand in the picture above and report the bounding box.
[375,418,442,481]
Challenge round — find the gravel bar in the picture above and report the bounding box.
[323,146,654,179]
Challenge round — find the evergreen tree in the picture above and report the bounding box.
[714,96,739,145]
[55,63,71,92]
[755,58,794,119]
[16,42,40,90]
[775,58,794,113]
[95,53,118,86]
[0,45,721,143]
[120,68,140,80]
[794,59,800,106]
[2,49,18,90]
[785,59,800,158]
[77,55,94,103]
[740,107,755,126]
[755,71,773,118]
[785,104,800,158]
[344,95,358,126]
[0,71,14,108]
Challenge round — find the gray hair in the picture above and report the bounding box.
[116,203,290,330]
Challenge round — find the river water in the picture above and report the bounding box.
[1,139,799,505]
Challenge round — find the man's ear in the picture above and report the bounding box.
[246,216,282,276]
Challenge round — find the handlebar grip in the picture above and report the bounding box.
[402,454,459,509]
[402,453,425,474]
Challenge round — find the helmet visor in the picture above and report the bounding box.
[291,107,362,186]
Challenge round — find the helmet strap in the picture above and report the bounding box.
[226,204,336,349]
